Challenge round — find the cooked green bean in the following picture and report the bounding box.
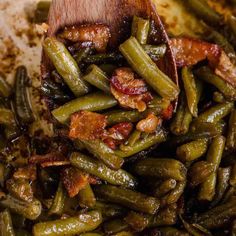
[176,138,208,162]
[78,184,96,208]
[170,93,192,135]
[74,47,92,64]
[126,130,141,147]
[185,0,221,26]
[34,1,50,23]
[0,209,15,236]
[0,194,41,220]
[94,185,160,214]
[213,91,226,103]
[119,37,179,101]
[161,181,186,206]
[134,158,186,181]
[195,66,236,101]
[81,140,124,170]
[182,67,198,117]
[142,44,167,61]
[83,52,123,64]
[153,179,177,198]
[33,210,102,236]
[198,136,225,201]
[0,108,14,125]
[230,164,236,187]
[14,66,34,124]
[125,211,149,232]
[188,161,216,187]
[115,129,167,158]
[196,198,236,229]
[70,152,136,187]
[194,102,233,124]
[43,37,90,97]
[131,16,150,44]
[83,65,110,93]
[52,92,117,123]
[104,219,129,235]
[211,167,231,207]
[148,227,189,236]
[226,109,236,151]
[48,182,65,215]
[0,74,11,98]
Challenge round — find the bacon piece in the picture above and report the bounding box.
[111,68,148,95]
[61,167,89,197]
[13,164,37,181]
[60,24,110,52]
[69,111,107,140]
[136,113,162,133]
[103,122,133,149]
[29,152,70,168]
[161,104,174,120]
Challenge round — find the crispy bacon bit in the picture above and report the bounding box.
[170,37,236,87]
[111,68,148,95]
[29,152,70,168]
[60,24,111,52]
[136,113,162,133]
[61,167,89,197]
[161,104,174,120]
[69,111,107,140]
[13,165,37,181]
[103,122,133,150]
[170,37,220,67]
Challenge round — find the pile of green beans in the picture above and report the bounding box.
[2,5,236,235]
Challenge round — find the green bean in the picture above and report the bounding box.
[0,194,41,220]
[230,164,236,186]
[153,179,177,198]
[126,130,141,147]
[0,74,11,98]
[104,219,129,235]
[115,129,167,158]
[221,186,236,204]
[83,52,123,64]
[0,108,14,125]
[74,47,92,64]
[125,211,149,232]
[188,161,216,187]
[198,136,225,201]
[94,185,160,214]
[4,125,20,141]
[78,184,96,208]
[33,210,102,236]
[119,37,179,101]
[43,37,90,97]
[148,227,189,236]
[226,109,236,151]
[99,64,117,76]
[70,152,136,187]
[176,138,208,162]
[185,0,221,26]
[170,93,192,135]
[211,167,231,206]
[113,231,134,236]
[161,181,186,206]
[134,158,186,181]
[34,1,50,23]
[196,198,236,229]
[93,201,127,220]
[81,140,124,170]
[213,92,226,103]
[195,66,236,101]
[48,182,65,215]
[182,67,198,117]
[83,65,110,93]
[131,16,150,44]
[194,102,233,124]
[142,44,167,61]
[0,209,15,236]
[52,92,117,123]
[14,66,34,124]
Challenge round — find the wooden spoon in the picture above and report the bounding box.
[41,0,178,91]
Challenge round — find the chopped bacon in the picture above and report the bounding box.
[61,167,89,197]
[111,68,148,95]
[59,24,111,52]
[103,122,133,149]
[69,111,107,140]
[136,113,162,133]
[170,37,236,87]
[161,104,174,120]
[29,152,70,168]
[13,164,37,181]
